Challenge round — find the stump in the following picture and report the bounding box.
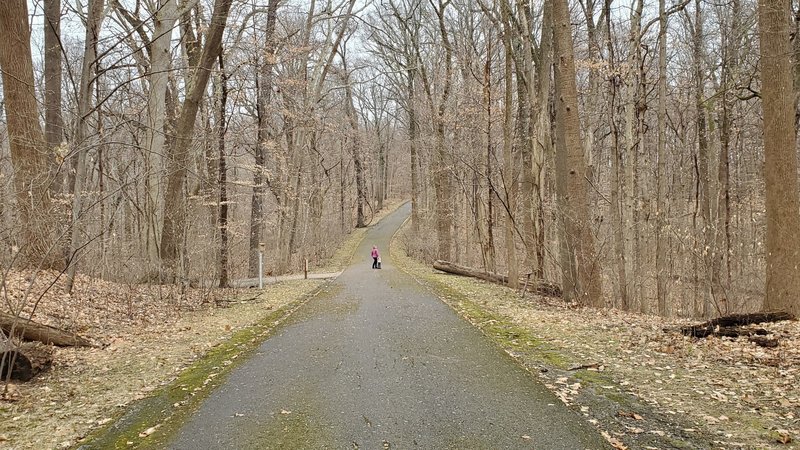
[0,350,33,382]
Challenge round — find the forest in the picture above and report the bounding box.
[2,0,800,330]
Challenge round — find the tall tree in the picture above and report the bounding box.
[432,0,455,261]
[656,0,669,315]
[0,0,57,267]
[145,0,179,272]
[160,0,234,277]
[66,0,107,293]
[216,54,230,288]
[758,0,800,315]
[552,0,603,305]
[250,0,280,277]
[499,0,518,288]
[44,0,64,191]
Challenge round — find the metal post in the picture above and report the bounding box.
[304,259,308,280]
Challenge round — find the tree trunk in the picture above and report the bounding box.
[605,0,628,310]
[0,312,93,347]
[656,0,668,315]
[342,53,366,228]
[65,0,106,293]
[0,0,57,267]
[716,0,740,308]
[758,0,800,316]
[144,0,179,274]
[623,0,643,310]
[408,64,420,232]
[433,260,562,297]
[249,0,280,276]
[533,0,553,281]
[161,0,234,278]
[433,0,454,262]
[44,0,65,193]
[483,37,497,273]
[553,0,603,306]
[500,0,518,289]
[217,54,229,288]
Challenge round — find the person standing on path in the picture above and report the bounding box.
[371,245,380,269]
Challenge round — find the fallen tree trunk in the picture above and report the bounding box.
[433,260,562,298]
[681,311,795,338]
[0,312,92,347]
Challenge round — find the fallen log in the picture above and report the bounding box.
[681,311,795,338]
[432,260,562,298]
[0,312,92,347]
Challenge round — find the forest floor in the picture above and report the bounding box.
[392,229,800,449]
[0,201,405,450]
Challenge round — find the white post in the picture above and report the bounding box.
[258,242,265,289]
[258,252,263,289]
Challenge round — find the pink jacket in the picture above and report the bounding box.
[371,248,379,258]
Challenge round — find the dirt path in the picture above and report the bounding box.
[164,203,608,449]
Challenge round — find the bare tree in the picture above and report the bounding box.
[0,0,57,267]
[758,0,800,315]
[44,0,65,192]
[552,0,602,305]
[161,0,234,278]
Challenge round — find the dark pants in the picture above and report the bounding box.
[372,257,378,269]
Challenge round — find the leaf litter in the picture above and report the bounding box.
[0,272,323,449]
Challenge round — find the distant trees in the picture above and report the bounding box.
[0,0,798,317]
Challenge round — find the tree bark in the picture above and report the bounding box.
[144,0,179,273]
[500,0,518,289]
[433,260,562,297]
[249,0,280,277]
[44,0,65,193]
[0,0,59,268]
[758,0,800,316]
[0,312,93,347]
[432,0,454,262]
[217,54,229,288]
[553,0,603,306]
[533,0,553,281]
[342,52,366,228]
[656,0,668,315]
[623,0,644,310]
[605,0,628,310]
